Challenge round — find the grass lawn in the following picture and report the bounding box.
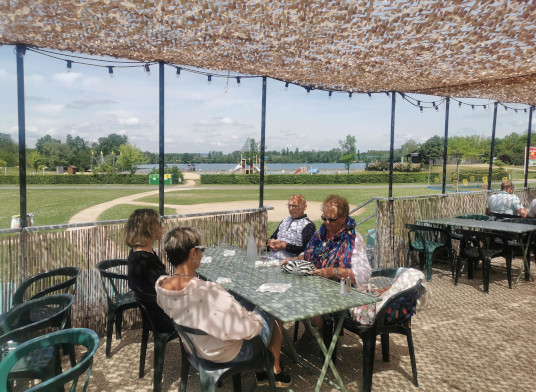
[98,204,177,221]
[0,188,153,229]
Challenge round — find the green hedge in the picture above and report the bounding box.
[200,172,436,185]
[0,174,149,185]
[201,169,510,185]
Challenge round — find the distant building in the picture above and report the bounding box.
[405,151,421,164]
[67,165,78,174]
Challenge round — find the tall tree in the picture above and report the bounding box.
[401,139,420,162]
[117,143,149,174]
[0,133,18,166]
[35,135,61,154]
[27,151,44,171]
[97,133,128,156]
[339,134,357,174]
[419,135,444,165]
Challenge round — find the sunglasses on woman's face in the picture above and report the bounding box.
[194,245,206,252]
[321,215,339,223]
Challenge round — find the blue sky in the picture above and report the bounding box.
[0,45,533,154]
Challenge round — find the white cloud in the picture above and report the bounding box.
[26,74,45,83]
[52,72,82,86]
[118,117,140,125]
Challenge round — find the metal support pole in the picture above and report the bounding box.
[442,97,450,194]
[388,92,396,198]
[488,102,498,190]
[16,44,27,228]
[259,76,267,207]
[158,61,165,217]
[524,107,533,188]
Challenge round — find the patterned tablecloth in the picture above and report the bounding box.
[197,244,379,323]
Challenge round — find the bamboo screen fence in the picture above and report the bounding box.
[0,208,268,335]
[373,189,536,268]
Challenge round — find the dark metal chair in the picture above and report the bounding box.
[342,277,422,392]
[134,291,177,392]
[0,328,99,392]
[0,294,75,388]
[96,259,138,358]
[456,229,511,292]
[174,322,276,392]
[405,223,454,281]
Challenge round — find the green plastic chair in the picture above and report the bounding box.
[0,328,99,392]
[405,224,454,281]
[175,322,276,392]
[96,259,138,358]
[0,294,75,386]
[11,267,81,308]
[134,291,176,392]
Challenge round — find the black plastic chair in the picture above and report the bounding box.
[0,328,99,392]
[456,229,511,293]
[342,278,422,392]
[96,259,138,358]
[134,291,177,392]
[0,294,75,388]
[174,322,276,392]
[405,223,454,281]
[11,266,81,308]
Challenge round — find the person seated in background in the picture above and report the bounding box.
[156,226,291,388]
[267,194,316,260]
[527,198,536,218]
[124,209,174,333]
[282,194,371,344]
[486,181,527,218]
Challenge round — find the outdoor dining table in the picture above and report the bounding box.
[418,217,536,286]
[197,244,379,392]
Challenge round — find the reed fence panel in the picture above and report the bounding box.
[374,189,536,268]
[0,209,268,335]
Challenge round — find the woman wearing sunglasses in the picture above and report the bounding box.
[282,195,371,346]
[156,226,292,388]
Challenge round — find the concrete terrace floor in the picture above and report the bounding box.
[85,259,536,392]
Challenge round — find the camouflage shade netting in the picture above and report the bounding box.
[1,0,536,105]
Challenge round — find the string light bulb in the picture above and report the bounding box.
[434,105,438,111]
[504,106,508,111]
[176,67,181,78]
[328,91,333,99]
[108,66,114,78]
[144,63,150,75]
[472,105,475,111]
[385,92,390,97]
[417,100,421,106]
[367,92,372,100]
[284,82,289,91]
[348,92,352,101]
[459,101,462,108]
[236,77,241,87]
[483,105,487,110]
[306,87,311,95]
[420,106,423,113]
[66,60,72,72]
[515,109,518,114]
[208,75,212,85]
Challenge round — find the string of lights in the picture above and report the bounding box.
[18,45,535,112]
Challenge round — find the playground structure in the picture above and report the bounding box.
[230,138,262,174]
[294,162,319,175]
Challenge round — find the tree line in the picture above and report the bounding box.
[0,131,533,173]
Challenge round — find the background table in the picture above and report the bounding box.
[419,218,536,286]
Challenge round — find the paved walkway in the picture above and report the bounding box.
[68,172,358,224]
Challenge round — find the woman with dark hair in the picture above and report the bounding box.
[156,226,291,388]
[124,208,173,333]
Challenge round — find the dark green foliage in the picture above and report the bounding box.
[0,174,149,185]
[200,173,435,185]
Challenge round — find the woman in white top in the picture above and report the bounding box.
[155,226,291,388]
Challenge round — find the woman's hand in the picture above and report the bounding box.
[311,267,334,279]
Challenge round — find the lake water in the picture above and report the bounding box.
[138,162,366,174]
